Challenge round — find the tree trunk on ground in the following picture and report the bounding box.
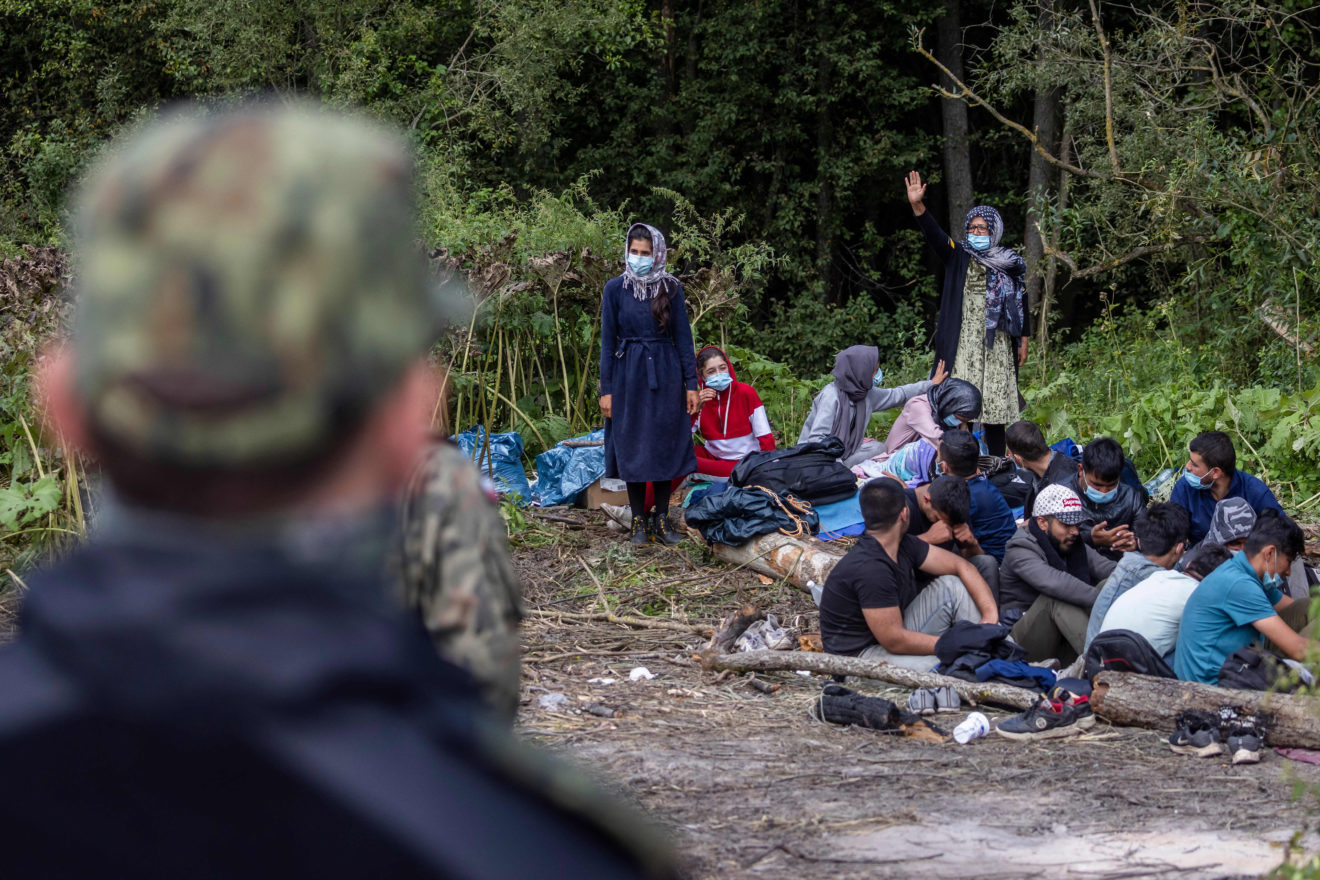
[703,531,845,589]
[1024,0,1060,332]
[1092,671,1320,749]
[706,650,1039,710]
[935,0,973,233]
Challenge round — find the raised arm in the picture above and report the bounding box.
[906,170,957,265]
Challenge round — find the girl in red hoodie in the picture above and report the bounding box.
[692,346,776,479]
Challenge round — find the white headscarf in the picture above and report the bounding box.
[622,222,677,302]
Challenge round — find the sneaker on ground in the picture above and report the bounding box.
[1227,713,1267,765]
[995,697,1092,740]
[934,686,961,713]
[1169,709,1225,758]
[907,688,937,716]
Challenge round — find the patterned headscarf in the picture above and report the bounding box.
[622,222,676,302]
[960,205,1028,347]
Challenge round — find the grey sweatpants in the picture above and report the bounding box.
[856,575,981,670]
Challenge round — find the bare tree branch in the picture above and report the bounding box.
[911,28,1108,182]
[1039,231,1215,279]
[1087,0,1122,177]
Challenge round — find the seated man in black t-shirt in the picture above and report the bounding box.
[820,479,999,670]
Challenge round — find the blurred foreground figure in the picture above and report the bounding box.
[395,439,524,719]
[0,104,672,878]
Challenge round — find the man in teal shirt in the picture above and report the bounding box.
[1174,511,1310,684]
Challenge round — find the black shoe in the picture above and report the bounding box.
[628,514,651,544]
[1227,713,1267,765]
[995,697,1093,740]
[1169,709,1225,757]
[650,512,684,545]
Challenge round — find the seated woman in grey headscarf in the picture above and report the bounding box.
[798,344,948,467]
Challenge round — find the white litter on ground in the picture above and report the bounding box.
[629,667,656,681]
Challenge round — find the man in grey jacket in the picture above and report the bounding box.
[1001,484,1117,663]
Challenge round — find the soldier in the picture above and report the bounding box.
[394,438,523,719]
[0,103,673,877]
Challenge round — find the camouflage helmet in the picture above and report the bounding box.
[71,102,443,467]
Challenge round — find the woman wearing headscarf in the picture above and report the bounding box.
[600,222,699,545]
[905,170,1029,456]
[798,344,947,467]
[882,377,983,453]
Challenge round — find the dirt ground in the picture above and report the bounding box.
[513,510,1320,880]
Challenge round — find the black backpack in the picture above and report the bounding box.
[1083,629,1176,679]
[1216,647,1289,691]
[730,436,857,505]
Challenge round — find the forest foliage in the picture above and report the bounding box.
[2,0,1320,553]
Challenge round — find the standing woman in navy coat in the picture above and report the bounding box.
[600,222,699,545]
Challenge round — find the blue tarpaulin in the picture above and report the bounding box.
[453,426,532,505]
[531,430,607,507]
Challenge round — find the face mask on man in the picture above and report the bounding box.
[627,254,654,276]
[943,414,962,428]
[704,371,733,392]
[1084,484,1117,505]
[873,367,884,388]
[968,234,991,251]
[1264,571,1286,591]
[1183,467,1212,490]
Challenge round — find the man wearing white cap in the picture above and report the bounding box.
[1000,484,1117,663]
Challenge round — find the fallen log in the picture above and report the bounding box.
[601,504,846,590]
[1093,671,1320,749]
[707,650,1037,710]
[703,532,846,590]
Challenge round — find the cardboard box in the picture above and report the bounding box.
[578,478,630,509]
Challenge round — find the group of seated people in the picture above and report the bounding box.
[686,345,1313,690]
[819,424,1313,689]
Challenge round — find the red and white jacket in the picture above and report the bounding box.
[692,347,775,473]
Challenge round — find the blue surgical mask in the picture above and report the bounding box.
[1264,572,1285,591]
[1183,467,1211,490]
[873,368,884,388]
[626,254,654,276]
[943,414,961,428]
[968,234,991,251]
[1084,484,1117,505]
[704,371,733,392]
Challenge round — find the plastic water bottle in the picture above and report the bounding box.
[1144,467,1176,496]
[952,711,990,744]
[807,579,823,606]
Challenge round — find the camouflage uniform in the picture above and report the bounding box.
[0,104,675,878]
[394,440,524,719]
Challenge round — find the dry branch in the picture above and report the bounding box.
[706,650,1038,710]
[526,608,711,635]
[1092,671,1320,749]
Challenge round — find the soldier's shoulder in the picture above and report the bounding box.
[412,440,499,506]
